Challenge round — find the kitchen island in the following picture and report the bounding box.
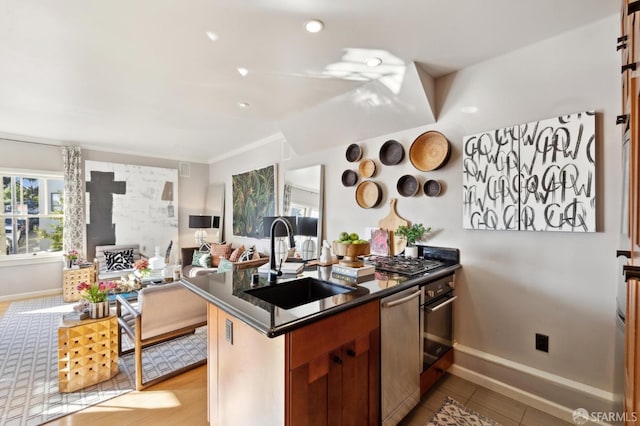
[181,259,460,425]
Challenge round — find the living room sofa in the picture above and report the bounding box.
[94,243,145,281]
[181,245,268,277]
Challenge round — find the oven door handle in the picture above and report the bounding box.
[427,295,457,312]
[381,290,422,308]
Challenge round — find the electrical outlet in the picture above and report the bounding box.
[535,333,549,352]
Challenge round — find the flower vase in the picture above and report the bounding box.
[66,259,73,269]
[88,301,110,319]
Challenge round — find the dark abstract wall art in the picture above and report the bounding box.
[232,164,276,238]
[462,111,595,232]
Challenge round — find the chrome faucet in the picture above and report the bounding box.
[269,216,296,284]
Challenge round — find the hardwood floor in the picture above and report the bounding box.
[43,366,208,426]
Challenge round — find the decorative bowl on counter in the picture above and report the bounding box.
[332,241,370,267]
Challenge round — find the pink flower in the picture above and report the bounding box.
[76,281,90,291]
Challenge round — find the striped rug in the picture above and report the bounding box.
[0,296,207,425]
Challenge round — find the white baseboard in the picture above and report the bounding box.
[0,288,62,303]
[451,344,620,426]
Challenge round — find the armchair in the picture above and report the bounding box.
[116,282,207,390]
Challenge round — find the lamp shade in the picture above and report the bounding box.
[189,215,212,229]
[263,216,297,238]
[297,217,318,237]
[161,181,174,201]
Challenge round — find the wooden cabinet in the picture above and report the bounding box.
[206,300,380,426]
[286,301,380,426]
[62,267,95,302]
[58,315,118,392]
[207,304,285,425]
[621,1,640,421]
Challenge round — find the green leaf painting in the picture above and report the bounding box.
[232,165,275,237]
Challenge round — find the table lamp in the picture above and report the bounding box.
[296,217,318,260]
[189,215,213,250]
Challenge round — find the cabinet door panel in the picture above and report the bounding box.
[341,343,369,426]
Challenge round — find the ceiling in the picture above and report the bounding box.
[0,0,618,163]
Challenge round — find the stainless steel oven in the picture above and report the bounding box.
[421,274,456,384]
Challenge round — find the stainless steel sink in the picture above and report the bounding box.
[244,277,354,309]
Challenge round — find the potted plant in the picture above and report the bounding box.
[395,223,431,258]
[77,281,117,318]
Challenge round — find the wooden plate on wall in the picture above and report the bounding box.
[355,181,382,209]
[359,159,376,178]
[409,131,450,171]
[345,144,363,162]
[379,140,404,165]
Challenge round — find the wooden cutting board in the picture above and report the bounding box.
[378,198,410,255]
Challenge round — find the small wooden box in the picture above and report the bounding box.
[63,267,95,302]
[58,315,118,393]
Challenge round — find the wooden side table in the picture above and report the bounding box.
[63,267,95,302]
[58,314,118,392]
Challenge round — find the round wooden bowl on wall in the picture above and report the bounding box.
[358,159,376,178]
[409,131,451,171]
[355,181,383,209]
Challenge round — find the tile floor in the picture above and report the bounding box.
[398,374,574,426]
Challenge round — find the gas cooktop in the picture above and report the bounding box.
[367,255,445,276]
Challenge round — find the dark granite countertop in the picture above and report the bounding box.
[180,262,460,337]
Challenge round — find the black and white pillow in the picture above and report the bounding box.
[239,245,256,262]
[104,249,134,271]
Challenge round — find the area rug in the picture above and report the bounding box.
[0,295,207,426]
[427,396,503,426]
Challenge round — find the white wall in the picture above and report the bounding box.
[209,15,620,412]
[0,141,210,299]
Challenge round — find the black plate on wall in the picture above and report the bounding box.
[341,170,358,187]
[345,144,363,162]
[397,175,419,197]
[379,140,404,165]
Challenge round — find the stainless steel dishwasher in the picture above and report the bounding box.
[381,285,423,426]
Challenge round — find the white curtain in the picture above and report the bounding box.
[62,146,86,257]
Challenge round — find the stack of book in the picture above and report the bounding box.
[331,264,375,281]
[63,311,88,321]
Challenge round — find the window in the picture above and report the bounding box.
[1,170,64,258]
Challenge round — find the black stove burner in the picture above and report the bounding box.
[368,256,444,276]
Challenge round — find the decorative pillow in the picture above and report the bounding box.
[217,258,234,273]
[104,249,134,271]
[239,245,256,262]
[229,245,245,262]
[192,250,212,268]
[210,243,233,267]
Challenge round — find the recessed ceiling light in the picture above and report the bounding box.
[304,19,324,33]
[365,57,383,67]
[461,106,479,114]
[238,101,250,108]
[206,31,219,42]
[237,67,249,77]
